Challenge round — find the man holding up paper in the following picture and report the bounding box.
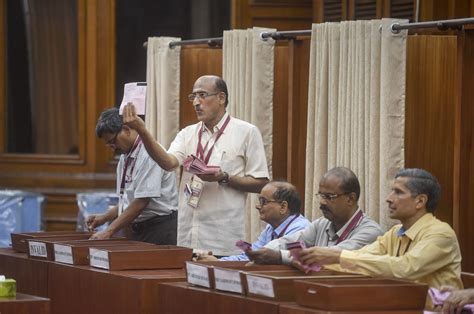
[87,108,179,245]
[123,75,269,256]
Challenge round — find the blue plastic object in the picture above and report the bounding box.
[0,190,45,247]
[76,192,118,232]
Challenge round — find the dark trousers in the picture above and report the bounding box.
[130,211,177,245]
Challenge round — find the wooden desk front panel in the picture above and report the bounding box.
[158,281,285,314]
[0,292,50,314]
[48,262,186,314]
[0,248,49,297]
[279,304,422,314]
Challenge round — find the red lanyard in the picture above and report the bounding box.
[196,115,231,164]
[272,215,300,240]
[336,210,364,244]
[119,136,142,194]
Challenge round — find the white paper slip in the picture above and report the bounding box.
[89,248,110,269]
[28,241,48,258]
[246,275,275,298]
[54,244,73,264]
[214,268,243,294]
[119,82,147,115]
[186,262,211,288]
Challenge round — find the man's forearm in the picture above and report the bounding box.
[227,176,268,193]
[135,124,179,171]
[106,198,149,234]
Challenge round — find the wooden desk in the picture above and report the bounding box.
[279,304,422,314]
[0,248,49,297]
[0,292,50,314]
[158,281,289,314]
[48,261,186,314]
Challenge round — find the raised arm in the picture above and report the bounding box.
[122,103,179,171]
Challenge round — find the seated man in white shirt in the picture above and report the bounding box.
[246,167,384,265]
[197,180,310,261]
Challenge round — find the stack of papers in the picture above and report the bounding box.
[183,155,220,175]
[287,241,322,273]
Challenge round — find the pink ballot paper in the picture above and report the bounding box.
[183,155,220,175]
[427,287,474,313]
[119,82,147,115]
[235,240,252,253]
[286,241,322,273]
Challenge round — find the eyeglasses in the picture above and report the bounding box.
[188,91,220,102]
[315,192,350,201]
[105,131,120,146]
[258,196,282,207]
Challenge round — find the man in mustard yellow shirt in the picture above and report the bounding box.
[296,168,463,308]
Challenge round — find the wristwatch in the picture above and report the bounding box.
[218,172,230,185]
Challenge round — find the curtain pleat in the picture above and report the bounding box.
[305,19,407,230]
[222,27,275,242]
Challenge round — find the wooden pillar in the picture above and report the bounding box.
[453,29,474,272]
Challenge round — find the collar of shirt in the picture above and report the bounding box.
[272,214,299,236]
[326,208,363,241]
[202,112,230,135]
[400,212,434,240]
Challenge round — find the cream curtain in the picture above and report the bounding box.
[305,19,407,231]
[222,27,276,242]
[145,37,181,148]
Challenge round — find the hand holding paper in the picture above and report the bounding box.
[286,241,322,273]
[183,155,220,175]
[236,240,252,253]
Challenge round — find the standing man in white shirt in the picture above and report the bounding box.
[123,75,269,256]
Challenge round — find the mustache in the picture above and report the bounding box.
[320,205,330,212]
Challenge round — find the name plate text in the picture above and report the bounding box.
[89,248,110,269]
[54,244,73,264]
[214,268,243,294]
[186,262,211,288]
[28,241,47,258]
[246,275,275,298]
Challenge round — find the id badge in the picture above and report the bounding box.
[186,176,204,208]
[118,194,125,216]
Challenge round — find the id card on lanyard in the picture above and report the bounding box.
[184,115,231,208]
[118,137,142,216]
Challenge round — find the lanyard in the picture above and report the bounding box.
[196,115,231,164]
[119,136,142,194]
[335,210,364,244]
[396,238,412,257]
[272,215,300,240]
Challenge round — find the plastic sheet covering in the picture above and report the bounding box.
[0,190,45,247]
[76,192,118,232]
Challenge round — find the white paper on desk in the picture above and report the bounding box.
[119,82,147,115]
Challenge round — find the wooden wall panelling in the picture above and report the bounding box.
[179,47,223,129]
[454,30,474,273]
[313,0,348,22]
[404,35,457,226]
[0,0,5,153]
[231,0,313,30]
[272,44,289,180]
[0,0,116,231]
[287,39,311,205]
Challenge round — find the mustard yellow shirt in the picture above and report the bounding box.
[333,213,462,308]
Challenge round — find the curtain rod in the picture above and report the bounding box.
[143,17,474,49]
[143,37,223,49]
[391,17,474,33]
[260,30,311,40]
